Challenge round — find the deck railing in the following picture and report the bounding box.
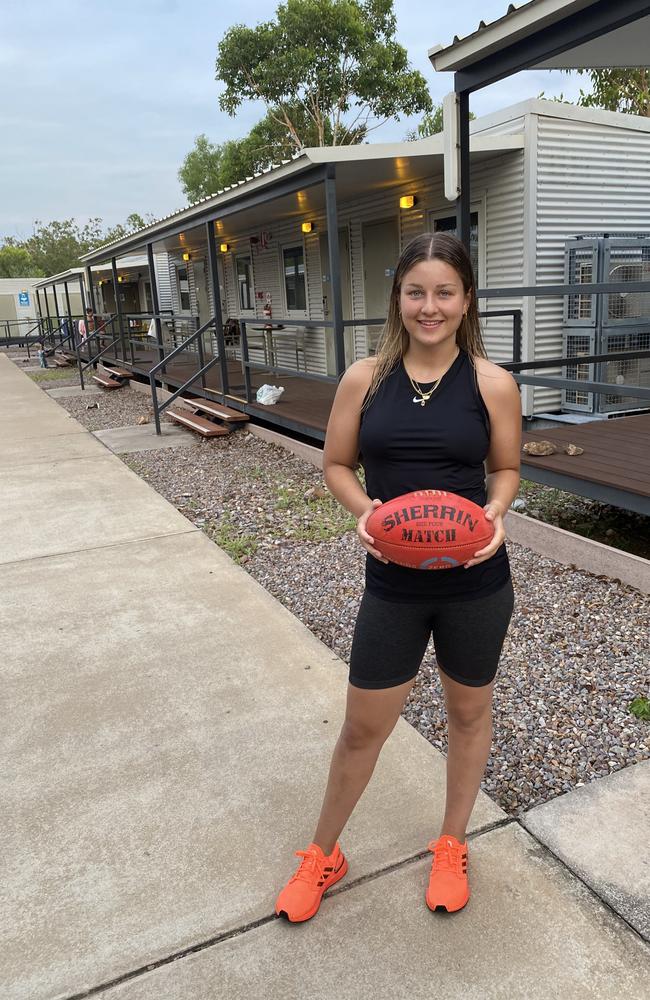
[148,316,223,435]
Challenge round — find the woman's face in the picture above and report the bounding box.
[399,258,470,351]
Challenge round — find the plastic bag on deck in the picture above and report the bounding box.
[256,384,285,405]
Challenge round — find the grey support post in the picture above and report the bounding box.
[146,242,165,367]
[324,163,345,378]
[455,85,472,253]
[205,219,230,400]
[111,256,126,362]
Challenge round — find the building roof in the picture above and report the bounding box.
[80,133,523,265]
[429,0,650,73]
[33,268,85,290]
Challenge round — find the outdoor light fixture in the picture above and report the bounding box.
[117,275,124,283]
[301,221,314,233]
[182,251,191,261]
[399,195,416,209]
[220,243,229,253]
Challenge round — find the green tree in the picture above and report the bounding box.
[0,245,42,278]
[216,0,432,150]
[405,103,475,141]
[1,214,151,277]
[573,68,650,117]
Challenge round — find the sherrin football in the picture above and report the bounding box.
[366,489,494,570]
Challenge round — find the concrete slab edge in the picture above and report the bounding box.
[518,813,650,945]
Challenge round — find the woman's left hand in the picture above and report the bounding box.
[463,502,506,568]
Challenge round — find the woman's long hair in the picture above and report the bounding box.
[364,232,487,408]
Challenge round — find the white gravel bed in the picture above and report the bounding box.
[122,430,649,818]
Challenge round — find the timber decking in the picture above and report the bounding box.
[101,348,649,513]
[521,413,650,514]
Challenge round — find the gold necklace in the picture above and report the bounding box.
[406,349,459,406]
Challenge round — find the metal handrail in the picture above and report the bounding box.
[75,317,119,390]
[148,315,215,375]
[149,315,222,434]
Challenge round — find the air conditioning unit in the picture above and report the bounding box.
[562,234,650,414]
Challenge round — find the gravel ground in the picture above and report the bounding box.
[14,372,650,817]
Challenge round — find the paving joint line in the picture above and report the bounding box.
[56,818,516,1000]
[516,821,649,946]
[0,528,199,569]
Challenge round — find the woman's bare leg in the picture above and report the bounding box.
[312,678,415,855]
[437,669,495,842]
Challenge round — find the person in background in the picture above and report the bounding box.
[36,342,48,368]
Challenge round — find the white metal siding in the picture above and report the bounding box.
[153,254,174,313]
[533,114,650,412]
[338,151,526,364]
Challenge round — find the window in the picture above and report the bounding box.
[283,245,307,312]
[433,212,479,282]
[236,255,254,312]
[177,266,191,312]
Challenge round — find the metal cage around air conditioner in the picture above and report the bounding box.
[561,234,650,414]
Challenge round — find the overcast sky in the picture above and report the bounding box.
[0,0,584,240]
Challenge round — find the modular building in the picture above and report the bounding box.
[33,97,648,431]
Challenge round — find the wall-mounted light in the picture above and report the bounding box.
[301,221,314,234]
[399,195,416,210]
[182,251,191,261]
[220,243,229,253]
[117,275,124,283]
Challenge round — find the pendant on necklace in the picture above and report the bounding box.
[412,395,427,406]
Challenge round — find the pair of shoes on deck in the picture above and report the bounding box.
[275,834,469,923]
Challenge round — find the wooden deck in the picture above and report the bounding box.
[102,346,649,515]
[521,413,650,515]
[103,348,335,438]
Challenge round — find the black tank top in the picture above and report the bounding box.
[359,350,510,602]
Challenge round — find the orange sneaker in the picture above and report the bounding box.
[425,834,470,913]
[275,842,348,922]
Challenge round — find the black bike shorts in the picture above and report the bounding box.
[348,579,514,690]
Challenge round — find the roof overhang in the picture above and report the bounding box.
[80,135,523,263]
[33,268,85,290]
[429,0,650,91]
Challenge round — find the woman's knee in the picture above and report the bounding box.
[443,679,494,731]
[339,716,389,752]
[339,678,415,752]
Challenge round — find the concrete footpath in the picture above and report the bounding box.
[1,352,648,1000]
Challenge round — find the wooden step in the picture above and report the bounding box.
[103,366,132,379]
[92,372,122,389]
[167,406,230,437]
[181,397,249,422]
[53,357,72,368]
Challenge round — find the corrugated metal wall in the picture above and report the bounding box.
[153,254,174,312]
[533,114,650,412]
[339,152,525,364]
[163,151,526,378]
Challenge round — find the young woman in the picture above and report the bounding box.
[275,232,521,922]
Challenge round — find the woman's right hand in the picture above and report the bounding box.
[356,499,389,563]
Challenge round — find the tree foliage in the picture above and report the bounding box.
[404,103,475,141]
[216,0,432,150]
[179,105,351,202]
[0,245,42,278]
[573,68,650,117]
[0,213,152,278]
